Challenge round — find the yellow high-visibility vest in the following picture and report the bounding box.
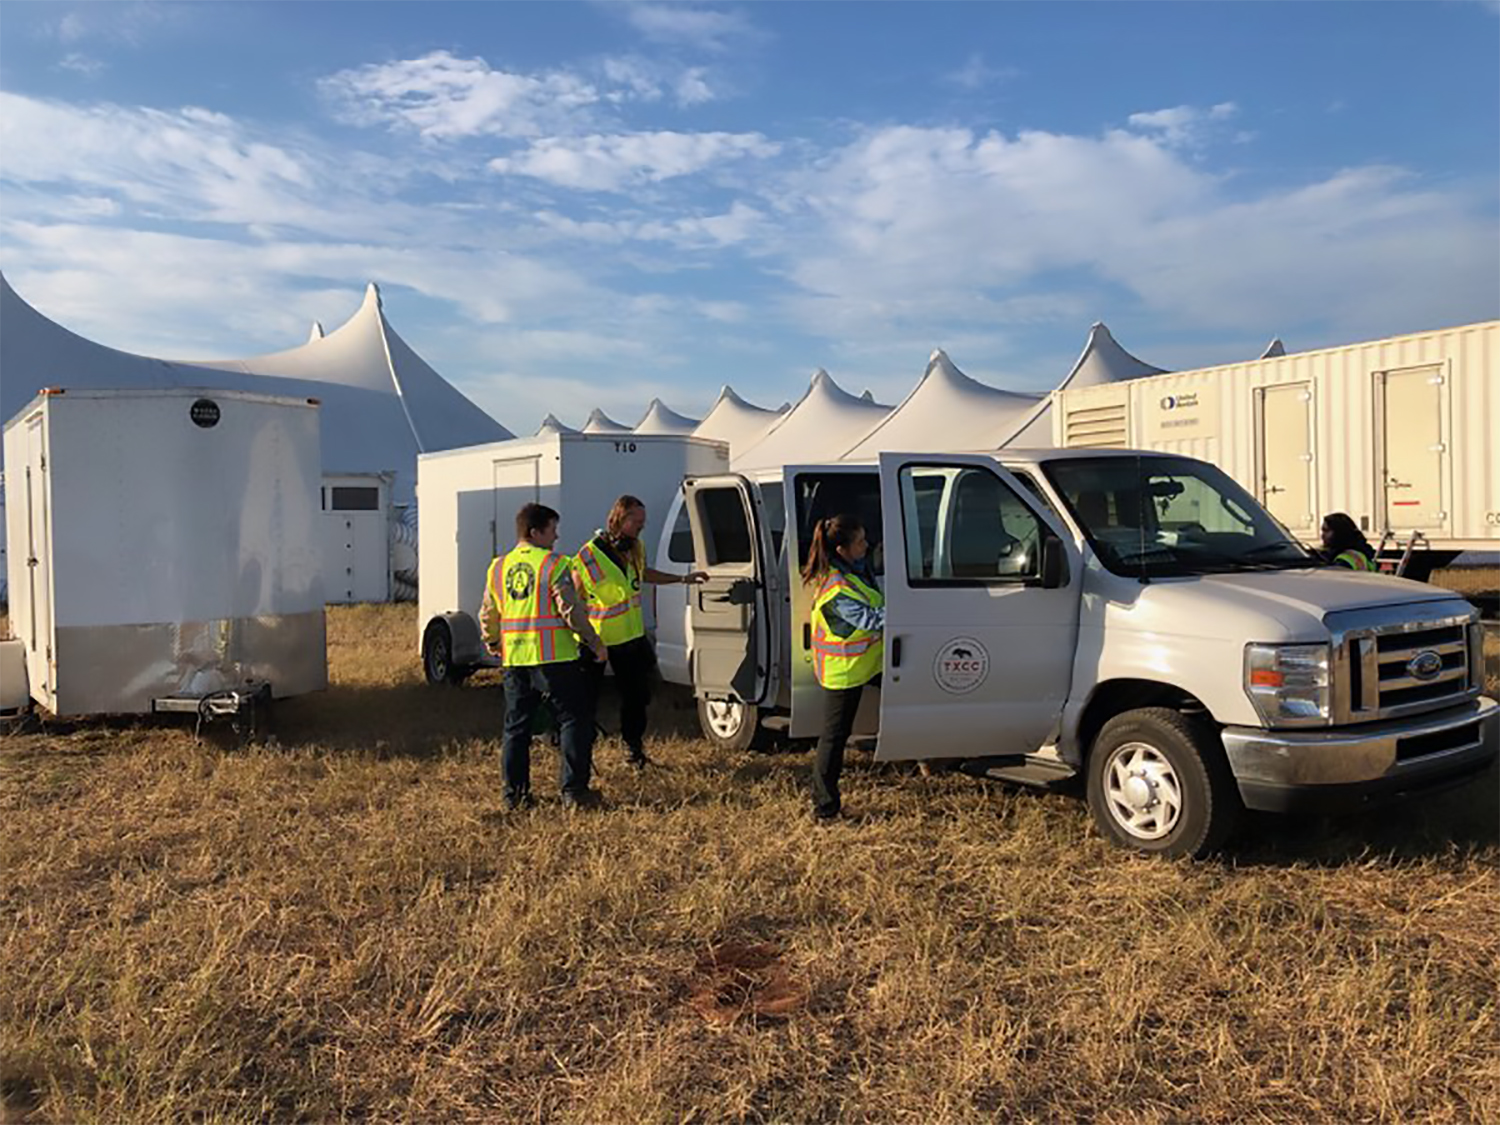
[811,569,885,689]
[490,543,581,666]
[1334,550,1375,572]
[574,538,646,647]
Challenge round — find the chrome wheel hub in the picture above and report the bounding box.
[1103,741,1183,841]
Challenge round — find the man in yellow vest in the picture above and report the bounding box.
[574,494,706,767]
[801,513,885,820]
[480,502,609,811]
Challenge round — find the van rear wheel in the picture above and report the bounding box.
[1086,707,1239,858]
[697,698,761,752]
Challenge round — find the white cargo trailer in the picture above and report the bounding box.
[416,431,729,682]
[2,388,327,716]
[1050,319,1499,569]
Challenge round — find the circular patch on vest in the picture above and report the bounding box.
[506,560,536,601]
[934,636,989,695]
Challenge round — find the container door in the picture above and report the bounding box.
[876,453,1079,763]
[683,474,774,705]
[1378,366,1447,534]
[1256,383,1314,531]
[783,464,884,738]
[22,415,52,702]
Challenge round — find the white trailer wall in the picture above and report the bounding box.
[3,389,326,715]
[416,433,730,655]
[1052,320,1499,551]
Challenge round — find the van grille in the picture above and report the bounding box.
[1331,608,1480,724]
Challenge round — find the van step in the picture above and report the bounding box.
[962,757,1078,789]
[760,715,790,732]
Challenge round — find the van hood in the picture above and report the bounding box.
[1118,568,1470,642]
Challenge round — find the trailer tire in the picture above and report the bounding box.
[423,620,473,686]
[697,697,761,752]
[1086,707,1239,859]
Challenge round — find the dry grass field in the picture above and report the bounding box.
[2,603,1498,1124]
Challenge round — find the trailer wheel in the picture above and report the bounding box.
[422,620,472,686]
[1085,707,1240,859]
[697,698,761,752]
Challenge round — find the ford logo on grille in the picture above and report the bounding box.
[1406,650,1444,681]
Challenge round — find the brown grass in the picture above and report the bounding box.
[2,604,1497,1124]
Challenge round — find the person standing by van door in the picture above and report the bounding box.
[1320,512,1377,571]
[480,502,609,811]
[803,514,884,821]
[575,495,707,767]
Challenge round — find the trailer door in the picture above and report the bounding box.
[1378,365,1448,534]
[783,464,883,738]
[683,474,774,705]
[22,413,52,702]
[875,453,1079,763]
[1256,382,1314,531]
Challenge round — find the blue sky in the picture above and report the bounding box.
[2,1,1497,432]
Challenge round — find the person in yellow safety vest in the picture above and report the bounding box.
[802,513,885,821]
[574,494,707,767]
[480,502,609,812]
[1320,512,1377,572]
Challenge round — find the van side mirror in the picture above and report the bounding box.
[1040,533,1067,589]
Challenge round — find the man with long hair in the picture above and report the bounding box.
[573,495,706,767]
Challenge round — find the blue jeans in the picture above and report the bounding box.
[502,660,596,800]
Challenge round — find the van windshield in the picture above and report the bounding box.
[1041,455,1317,578]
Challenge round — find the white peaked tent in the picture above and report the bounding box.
[842,349,1042,460]
[536,413,577,435]
[308,321,325,342]
[1260,338,1287,359]
[1003,321,1168,447]
[691,386,786,454]
[581,408,631,434]
[633,398,699,435]
[733,370,891,472]
[0,276,511,504]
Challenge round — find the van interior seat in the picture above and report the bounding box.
[951,472,1017,578]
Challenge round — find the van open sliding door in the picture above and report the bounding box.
[1377,365,1448,535]
[683,475,775,706]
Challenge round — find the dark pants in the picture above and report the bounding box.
[812,675,879,817]
[584,635,657,754]
[502,660,596,800]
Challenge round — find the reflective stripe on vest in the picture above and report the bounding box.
[491,543,581,666]
[810,570,884,689]
[1334,550,1375,572]
[575,540,646,646]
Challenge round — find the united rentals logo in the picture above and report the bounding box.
[934,636,989,695]
[505,561,537,601]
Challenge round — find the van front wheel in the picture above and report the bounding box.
[1086,707,1239,858]
[697,698,761,752]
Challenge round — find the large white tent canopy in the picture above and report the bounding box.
[691,386,787,454]
[732,370,891,472]
[841,349,1042,460]
[581,408,631,434]
[0,276,510,503]
[633,398,700,435]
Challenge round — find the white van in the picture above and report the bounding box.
[653,449,1496,856]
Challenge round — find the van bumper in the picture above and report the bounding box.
[1221,697,1498,814]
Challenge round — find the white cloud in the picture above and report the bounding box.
[674,67,718,106]
[56,52,106,77]
[42,2,183,47]
[1127,102,1239,148]
[490,131,779,191]
[943,53,1019,91]
[622,4,759,52]
[320,51,603,140]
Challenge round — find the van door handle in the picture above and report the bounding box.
[891,637,902,668]
[802,623,811,649]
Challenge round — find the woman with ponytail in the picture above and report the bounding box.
[803,513,885,820]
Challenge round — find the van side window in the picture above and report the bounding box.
[697,487,753,564]
[668,499,695,563]
[898,465,1043,584]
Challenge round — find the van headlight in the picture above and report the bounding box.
[1245,643,1330,726]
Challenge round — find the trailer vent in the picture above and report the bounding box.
[1064,403,1128,449]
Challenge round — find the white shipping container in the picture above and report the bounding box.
[3,388,327,715]
[1051,320,1500,557]
[321,471,393,604]
[416,431,730,680]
